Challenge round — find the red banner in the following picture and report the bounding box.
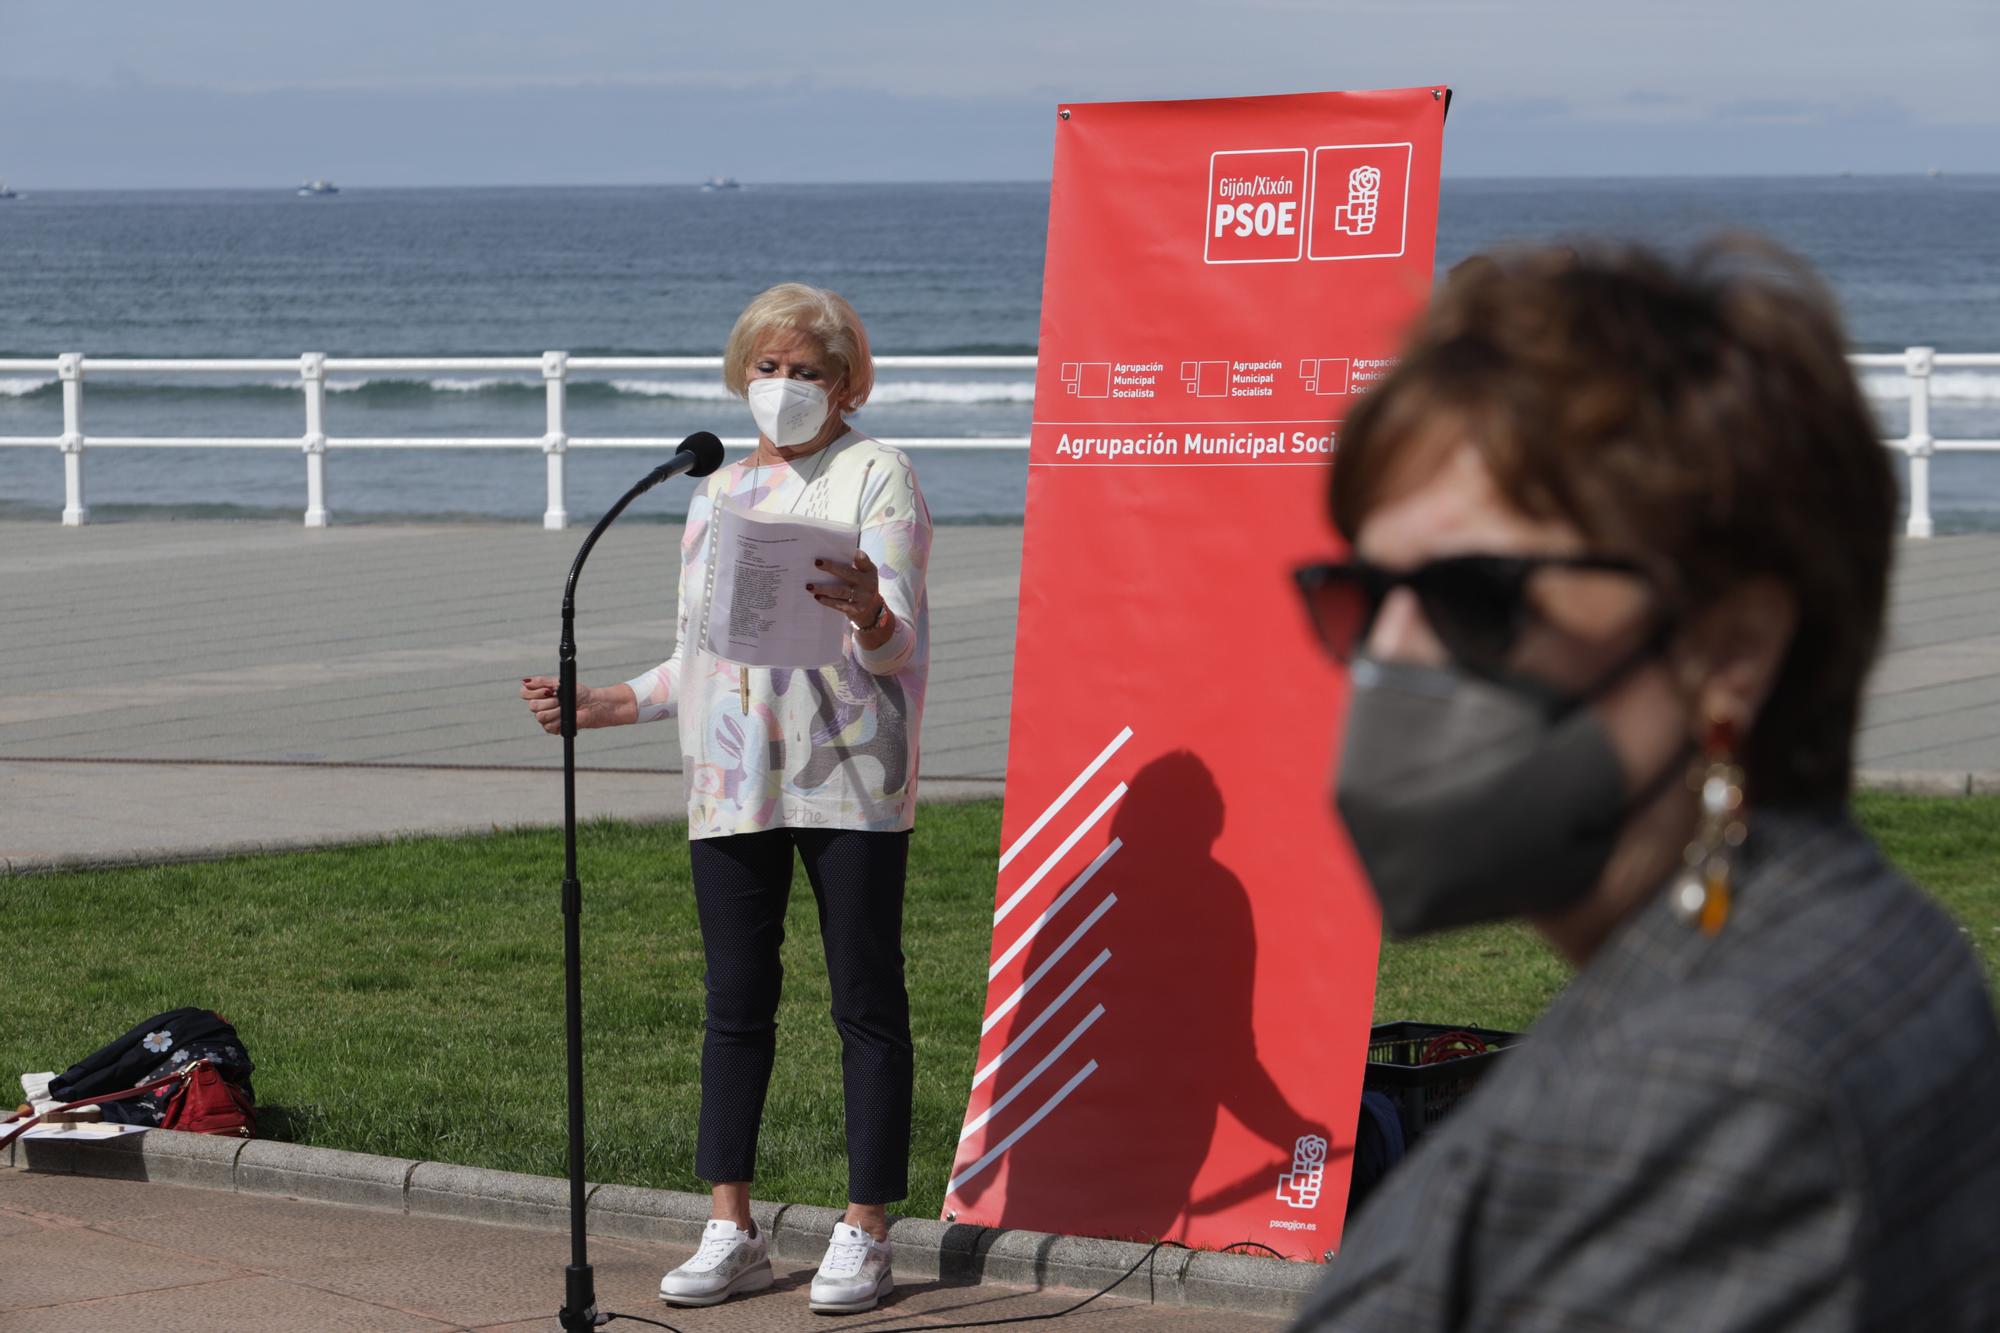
[944,87,1448,1260]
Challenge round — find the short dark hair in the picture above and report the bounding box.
[1332,238,1897,804]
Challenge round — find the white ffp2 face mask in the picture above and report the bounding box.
[747,377,832,448]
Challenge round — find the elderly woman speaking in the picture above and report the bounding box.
[1292,242,2000,1330]
[522,283,929,1315]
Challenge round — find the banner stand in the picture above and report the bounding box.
[945,86,1449,1261]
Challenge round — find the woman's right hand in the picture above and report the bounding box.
[520,676,636,734]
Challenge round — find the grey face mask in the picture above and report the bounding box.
[1334,654,1662,939]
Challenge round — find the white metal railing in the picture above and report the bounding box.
[0,349,1994,535]
[1846,348,2000,538]
[0,353,1035,530]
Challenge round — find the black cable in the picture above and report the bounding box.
[599,1312,687,1331]
[1218,1240,1289,1261]
[857,1238,1188,1332]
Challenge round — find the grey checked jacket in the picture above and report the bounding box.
[1295,806,2000,1331]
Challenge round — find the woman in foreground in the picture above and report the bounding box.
[1292,240,1999,1330]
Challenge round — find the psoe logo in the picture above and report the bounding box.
[1275,1133,1329,1210]
[1308,143,1413,261]
[1205,149,1308,265]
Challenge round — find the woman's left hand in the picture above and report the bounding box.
[809,550,887,629]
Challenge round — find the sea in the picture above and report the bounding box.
[2,177,1997,528]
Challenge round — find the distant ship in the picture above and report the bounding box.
[0,181,18,200]
[700,176,741,192]
[297,179,339,196]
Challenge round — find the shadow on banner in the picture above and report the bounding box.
[953,751,1342,1242]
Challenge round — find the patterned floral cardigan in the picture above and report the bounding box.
[623,429,932,839]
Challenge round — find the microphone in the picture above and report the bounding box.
[548,427,723,1333]
[563,431,723,615]
[641,430,725,490]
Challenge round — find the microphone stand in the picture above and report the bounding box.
[555,443,717,1332]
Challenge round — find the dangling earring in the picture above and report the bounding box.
[1672,716,1745,935]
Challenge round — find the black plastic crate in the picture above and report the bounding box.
[1364,1021,1522,1144]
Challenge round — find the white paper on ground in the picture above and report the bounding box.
[704,502,860,669]
[20,1122,149,1139]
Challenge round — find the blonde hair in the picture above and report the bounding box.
[722,283,875,412]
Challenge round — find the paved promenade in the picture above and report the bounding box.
[0,520,1018,868]
[3,520,1999,867]
[1857,534,2000,781]
[0,1167,1281,1332]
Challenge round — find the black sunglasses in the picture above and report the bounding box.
[1292,553,1653,675]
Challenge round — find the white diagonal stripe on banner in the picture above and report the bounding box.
[981,894,1116,1036]
[960,1003,1105,1143]
[973,948,1110,1090]
[993,783,1127,926]
[948,1059,1099,1195]
[989,839,1121,982]
[998,726,1134,872]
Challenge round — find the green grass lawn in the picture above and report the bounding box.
[1371,793,2000,1029]
[4,794,1994,1222]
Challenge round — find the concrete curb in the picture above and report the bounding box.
[3,832,542,877]
[0,776,1006,877]
[6,1130,1319,1319]
[1848,768,2000,788]
[1854,769,2000,796]
[237,1138,416,1210]
[407,1160,577,1230]
[1,769,1977,877]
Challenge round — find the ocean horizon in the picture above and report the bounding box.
[3,176,1997,528]
[7,171,1992,191]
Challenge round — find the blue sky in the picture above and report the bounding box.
[2,0,1995,187]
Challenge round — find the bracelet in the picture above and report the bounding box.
[859,599,890,633]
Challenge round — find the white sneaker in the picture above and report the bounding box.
[809,1220,894,1314]
[20,1072,55,1115]
[658,1219,773,1307]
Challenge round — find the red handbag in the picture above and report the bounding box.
[2,1057,254,1148]
[160,1058,257,1136]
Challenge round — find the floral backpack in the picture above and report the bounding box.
[6,1008,255,1142]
